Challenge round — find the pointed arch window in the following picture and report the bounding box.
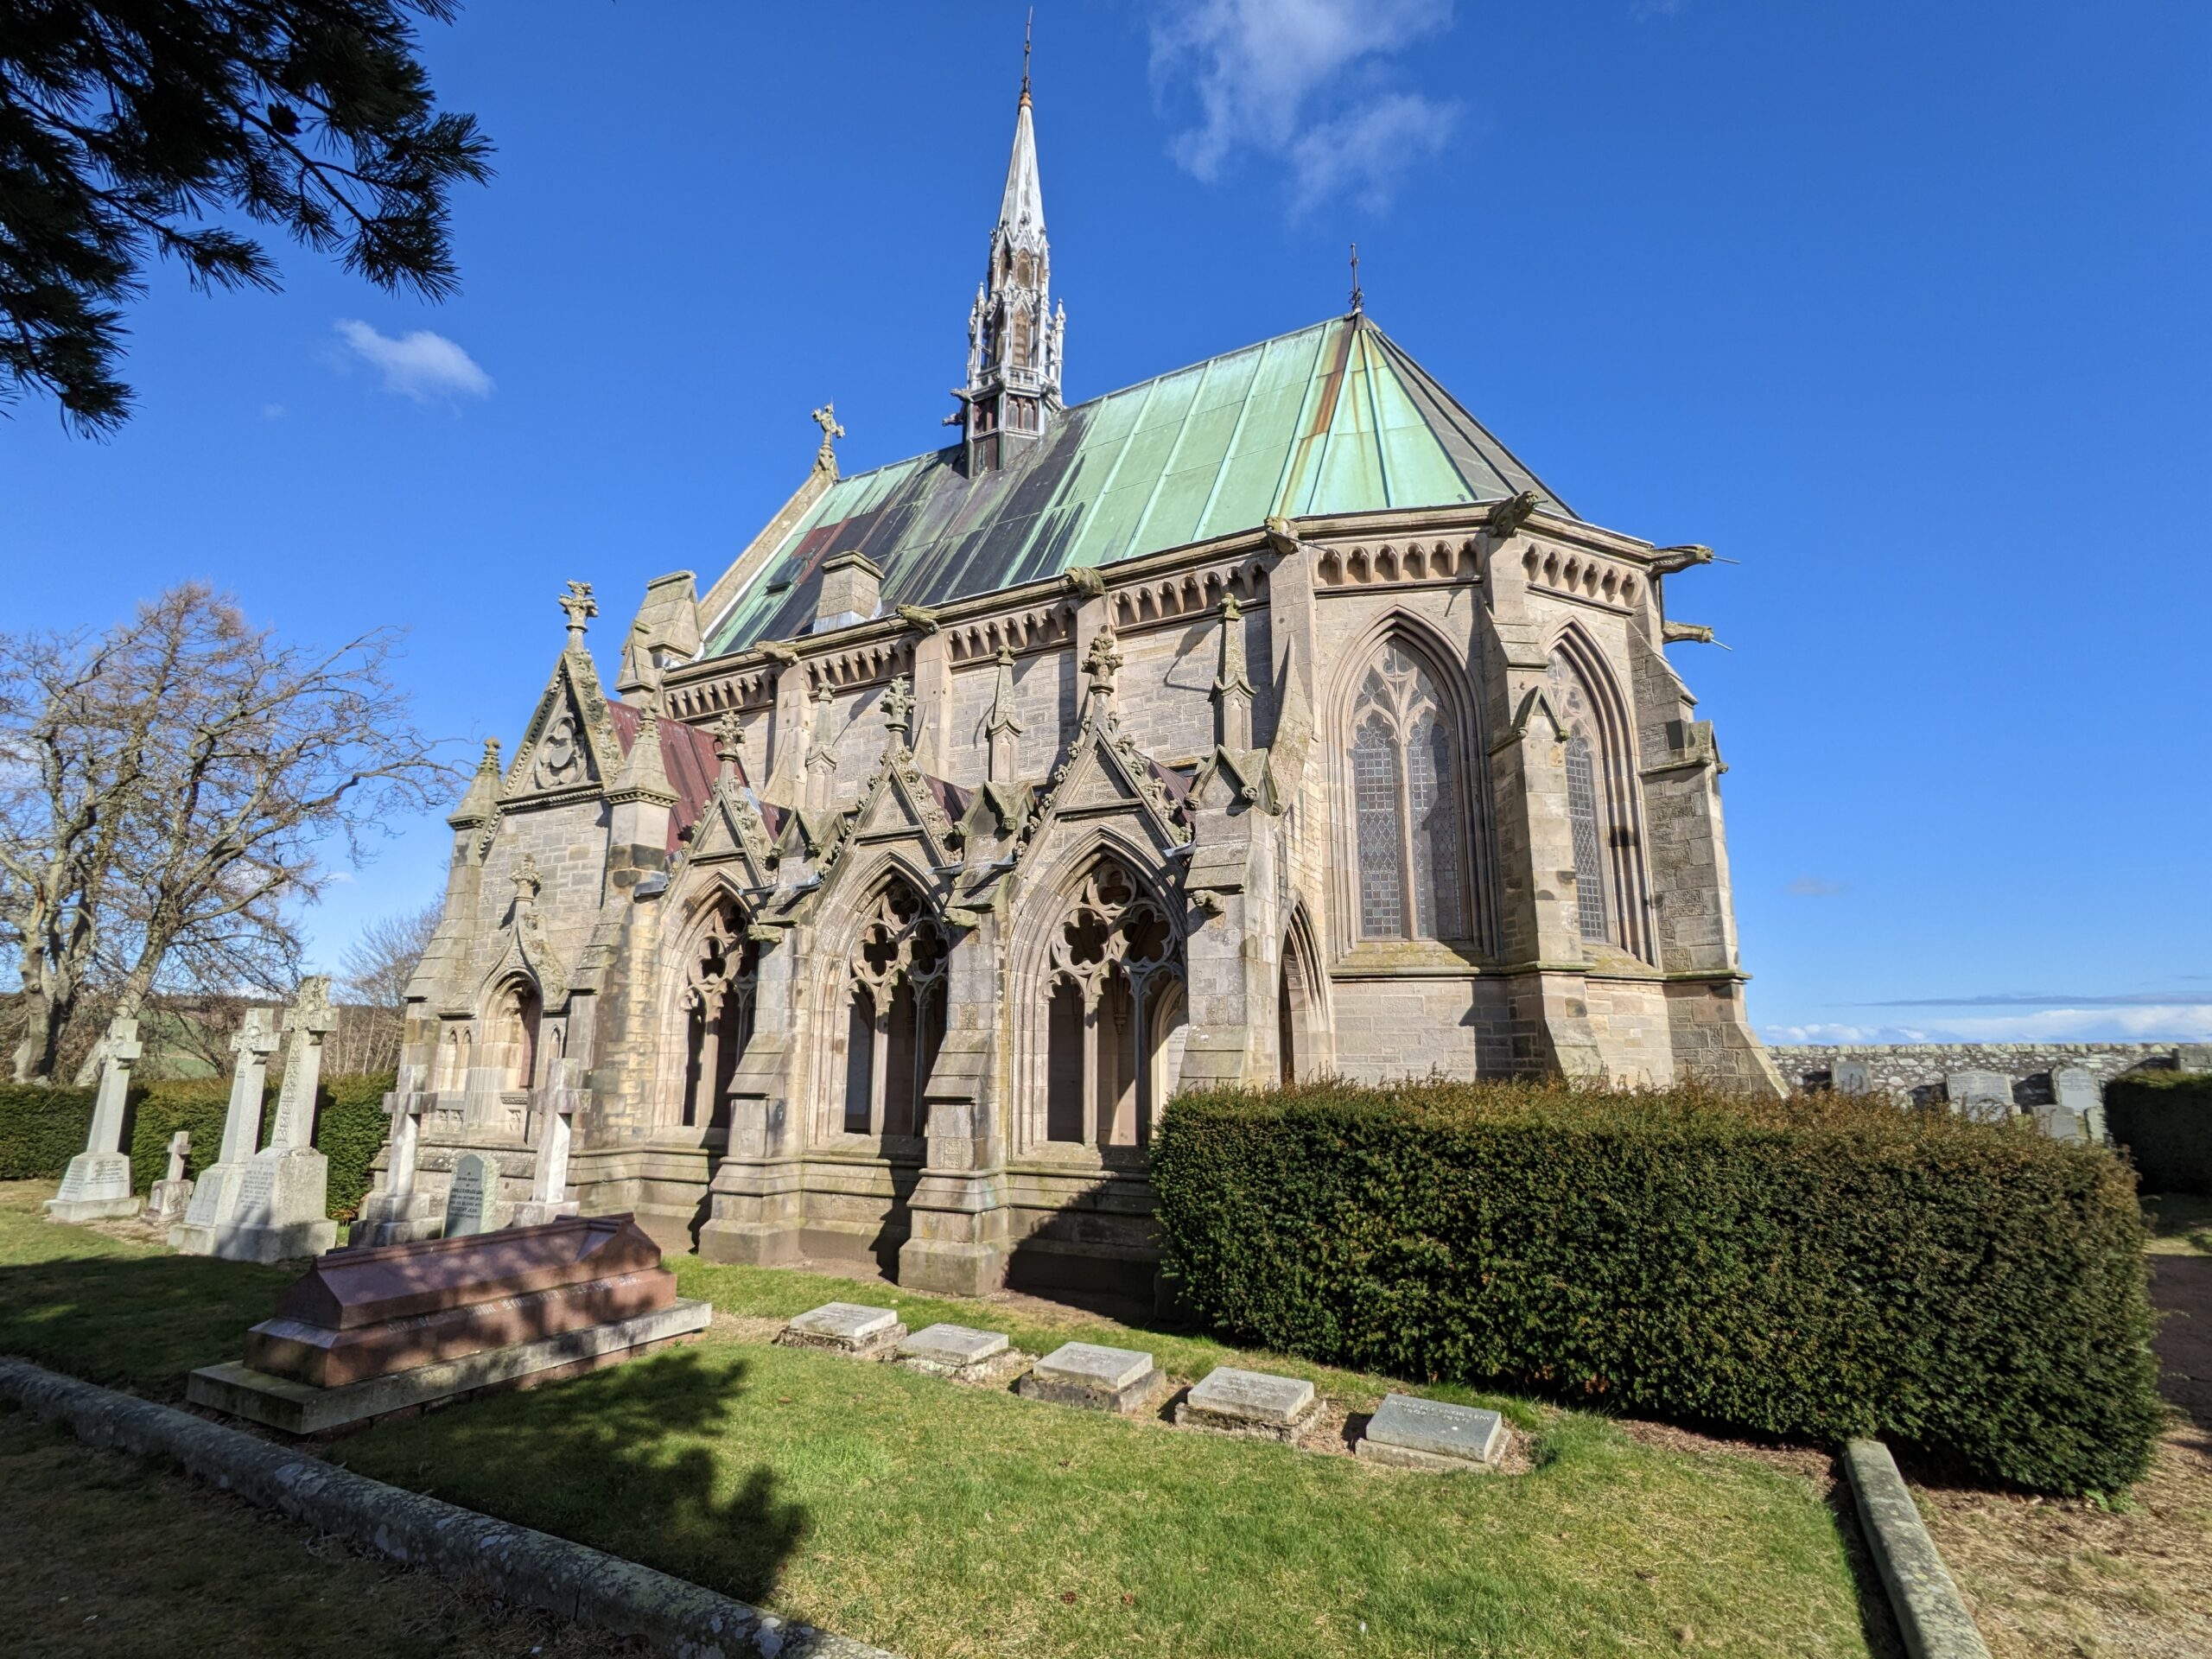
[1349,644,1469,942]
[1042,861,1185,1149]
[842,880,949,1138]
[1548,644,1643,952]
[680,901,757,1129]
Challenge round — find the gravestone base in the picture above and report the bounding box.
[170,1162,248,1254]
[46,1153,138,1224]
[346,1192,445,1249]
[775,1303,906,1360]
[189,1300,712,1436]
[142,1177,194,1225]
[508,1198,580,1230]
[1354,1393,1507,1472]
[210,1147,337,1265]
[1175,1366,1319,1442]
[895,1323,1023,1384]
[1016,1342,1163,1414]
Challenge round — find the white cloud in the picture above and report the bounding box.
[1150,0,1461,212]
[261,403,287,420]
[1764,1022,1932,1046]
[1784,875,1847,897]
[334,319,493,404]
[1764,1005,2212,1046]
[1630,0,1686,20]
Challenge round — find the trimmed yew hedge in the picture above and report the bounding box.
[0,1071,393,1220]
[1152,1079,2163,1495]
[2105,1071,2212,1195]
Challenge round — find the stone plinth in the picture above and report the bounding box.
[775,1302,906,1359]
[895,1323,1018,1382]
[1015,1342,1161,1414]
[1175,1366,1319,1441]
[143,1176,194,1225]
[200,1146,338,1264]
[47,1154,138,1224]
[188,1213,705,1435]
[1355,1393,1506,1471]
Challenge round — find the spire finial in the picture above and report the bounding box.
[1348,244,1363,317]
[1021,8,1033,105]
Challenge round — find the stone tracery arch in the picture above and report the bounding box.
[671,890,758,1132]
[835,875,949,1140]
[1546,624,1652,961]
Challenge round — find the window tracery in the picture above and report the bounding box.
[841,881,948,1138]
[680,901,757,1129]
[1548,644,1630,950]
[1043,862,1184,1148]
[1349,643,1469,942]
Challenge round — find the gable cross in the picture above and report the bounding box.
[559,581,598,651]
[811,403,845,474]
[880,674,914,742]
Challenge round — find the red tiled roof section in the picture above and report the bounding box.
[604,701,734,853]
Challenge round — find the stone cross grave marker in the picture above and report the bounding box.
[208,980,340,1263]
[511,1058,584,1228]
[48,1015,144,1223]
[1947,1071,2015,1123]
[143,1131,195,1224]
[443,1151,498,1237]
[173,1007,282,1250]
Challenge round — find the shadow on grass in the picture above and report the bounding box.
[0,1249,292,1397]
[340,1343,809,1608]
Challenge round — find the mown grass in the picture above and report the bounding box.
[0,1183,1882,1658]
[2144,1192,2212,1256]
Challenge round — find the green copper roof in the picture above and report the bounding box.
[702,314,1569,658]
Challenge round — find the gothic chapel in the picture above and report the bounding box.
[357,73,1781,1299]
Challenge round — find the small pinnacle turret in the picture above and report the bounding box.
[954,36,1064,474]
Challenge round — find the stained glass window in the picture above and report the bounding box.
[1349,645,1468,942]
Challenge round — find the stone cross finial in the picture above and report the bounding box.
[476,735,502,774]
[165,1130,190,1184]
[811,403,845,474]
[985,644,1024,783]
[1083,626,1122,709]
[712,709,745,779]
[559,581,598,650]
[512,853,543,909]
[270,976,335,1152]
[880,675,914,743]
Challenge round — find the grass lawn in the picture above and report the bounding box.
[2144,1193,2212,1257]
[0,1408,607,1658]
[0,1181,1883,1658]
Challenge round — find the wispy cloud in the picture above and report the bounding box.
[1150,0,1461,213]
[260,403,287,420]
[1630,0,1686,20]
[334,319,493,404]
[1766,1001,2212,1045]
[1784,875,1847,897]
[1867,990,2209,1009]
[1764,1022,1931,1045]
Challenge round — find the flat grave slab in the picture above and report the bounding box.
[1355,1392,1506,1471]
[776,1302,906,1359]
[1016,1341,1161,1414]
[1175,1366,1319,1441]
[896,1323,1019,1382]
[185,1211,706,1435]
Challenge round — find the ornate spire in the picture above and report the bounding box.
[1082,626,1122,722]
[1213,593,1254,750]
[805,678,839,813]
[985,644,1024,783]
[711,709,745,784]
[880,674,914,747]
[955,38,1064,473]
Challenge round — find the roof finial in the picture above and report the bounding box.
[1348,243,1363,317]
[1021,8,1033,105]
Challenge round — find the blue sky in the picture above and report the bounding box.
[6,2,2208,1043]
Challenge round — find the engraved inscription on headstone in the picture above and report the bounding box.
[443,1152,495,1237]
[234,1161,277,1227]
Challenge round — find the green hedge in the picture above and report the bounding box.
[0,1071,394,1220]
[1152,1080,2164,1496]
[2105,1071,2212,1195]
[0,1085,95,1179]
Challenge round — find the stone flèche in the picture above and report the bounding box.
[1355,1392,1508,1471]
[775,1302,907,1360]
[1015,1341,1162,1414]
[1174,1366,1319,1441]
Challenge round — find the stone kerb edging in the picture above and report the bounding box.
[1844,1438,1992,1659]
[0,1357,896,1659]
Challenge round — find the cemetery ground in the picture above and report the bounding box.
[0,1182,2202,1658]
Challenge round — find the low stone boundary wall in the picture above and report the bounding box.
[1845,1439,1991,1659]
[0,1357,893,1659]
[1767,1042,2180,1107]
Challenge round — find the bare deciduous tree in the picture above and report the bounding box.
[330,901,442,1074]
[0,584,454,1083]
